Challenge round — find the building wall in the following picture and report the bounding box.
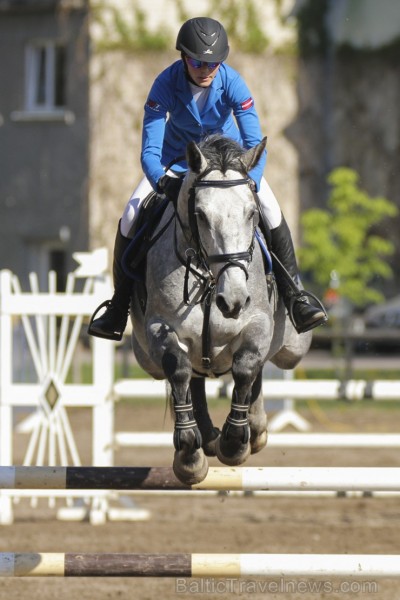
[0,2,89,288]
[90,46,400,299]
[2,0,399,300]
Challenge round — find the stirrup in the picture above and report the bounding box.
[87,300,123,341]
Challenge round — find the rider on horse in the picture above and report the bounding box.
[88,17,327,341]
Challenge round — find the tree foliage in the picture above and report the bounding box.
[92,0,273,55]
[210,0,270,54]
[92,2,171,52]
[298,167,398,307]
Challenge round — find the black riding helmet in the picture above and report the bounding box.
[176,17,229,63]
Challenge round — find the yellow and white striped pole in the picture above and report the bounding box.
[1,553,400,578]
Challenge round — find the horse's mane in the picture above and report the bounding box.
[197,135,247,175]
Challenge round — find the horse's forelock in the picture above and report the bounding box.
[197,135,246,176]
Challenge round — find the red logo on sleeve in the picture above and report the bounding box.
[241,97,254,110]
[146,99,161,112]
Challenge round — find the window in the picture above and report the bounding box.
[11,40,74,123]
[25,42,66,112]
[26,243,68,292]
[49,249,67,292]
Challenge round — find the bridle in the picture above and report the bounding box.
[188,176,256,274]
[176,174,258,304]
[174,173,258,373]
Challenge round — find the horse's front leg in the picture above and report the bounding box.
[148,322,208,485]
[248,368,268,454]
[216,344,264,465]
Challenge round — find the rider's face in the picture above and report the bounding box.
[185,56,220,87]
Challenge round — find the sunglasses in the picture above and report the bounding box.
[186,56,221,70]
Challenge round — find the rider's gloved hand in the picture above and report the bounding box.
[157,175,183,202]
[249,178,257,192]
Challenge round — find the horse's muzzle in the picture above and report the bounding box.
[216,293,251,318]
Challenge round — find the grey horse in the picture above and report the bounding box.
[130,135,311,485]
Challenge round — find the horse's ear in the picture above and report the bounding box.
[240,137,267,173]
[186,141,208,175]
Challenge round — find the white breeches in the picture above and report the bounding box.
[120,175,282,238]
[257,177,283,229]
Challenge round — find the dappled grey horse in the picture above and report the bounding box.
[130,135,312,484]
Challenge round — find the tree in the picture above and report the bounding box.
[298,167,398,307]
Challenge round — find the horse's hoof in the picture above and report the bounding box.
[173,448,209,485]
[215,436,251,466]
[250,430,268,454]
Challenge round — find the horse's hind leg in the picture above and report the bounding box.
[191,378,220,457]
[216,346,263,466]
[248,369,268,454]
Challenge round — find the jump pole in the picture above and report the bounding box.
[1,553,400,578]
[1,466,400,492]
[114,431,400,449]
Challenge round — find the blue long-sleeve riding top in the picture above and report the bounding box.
[141,60,267,191]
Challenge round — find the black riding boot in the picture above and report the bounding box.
[270,216,327,334]
[88,222,132,341]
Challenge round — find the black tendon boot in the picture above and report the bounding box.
[270,217,328,334]
[88,222,132,341]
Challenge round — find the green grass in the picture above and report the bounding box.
[300,368,400,380]
[296,367,400,412]
[66,361,148,384]
[295,398,399,412]
[71,362,400,385]
[115,363,149,380]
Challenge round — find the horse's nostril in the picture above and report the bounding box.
[216,295,230,314]
[216,295,250,318]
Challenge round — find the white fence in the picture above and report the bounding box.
[114,377,400,402]
[114,431,400,450]
[0,251,116,525]
[1,252,400,524]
